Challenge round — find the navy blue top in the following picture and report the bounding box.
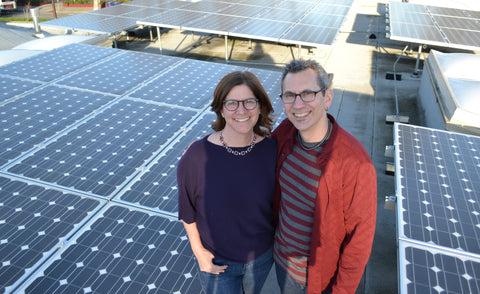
[177,135,277,263]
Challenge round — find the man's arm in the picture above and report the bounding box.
[333,161,377,294]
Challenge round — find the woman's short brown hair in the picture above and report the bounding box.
[210,71,274,136]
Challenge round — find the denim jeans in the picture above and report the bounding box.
[197,247,273,294]
[275,261,332,294]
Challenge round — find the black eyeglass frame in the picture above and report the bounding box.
[222,98,259,111]
[279,89,325,104]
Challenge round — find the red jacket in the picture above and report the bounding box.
[272,114,377,294]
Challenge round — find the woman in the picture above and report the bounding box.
[177,71,277,294]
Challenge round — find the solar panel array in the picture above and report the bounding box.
[395,123,480,293]
[0,43,285,293]
[387,1,480,51]
[41,0,354,47]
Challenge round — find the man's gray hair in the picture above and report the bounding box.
[281,59,330,93]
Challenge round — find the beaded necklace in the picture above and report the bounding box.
[219,131,257,156]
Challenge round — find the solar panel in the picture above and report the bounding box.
[20,204,202,294]
[182,14,249,35]
[388,1,480,51]
[0,85,116,168]
[58,50,181,95]
[399,241,480,293]
[232,18,295,41]
[258,8,306,23]
[89,3,143,16]
[300,13,344,28]
[7,99,198,197]
[117,112,215,214]
[219,4,267,18]
[280,24,339,47]
[128,59,240,109]
[0,44,116,82]
[0,43,286,293]
[0,77,40,103]
[180,1,231,13]
[0,175,103,293]
[395,123,480,293]
[39,0,353,47]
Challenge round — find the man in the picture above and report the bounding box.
[272,59,377,294]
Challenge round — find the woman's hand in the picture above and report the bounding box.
[195,247,228,275]
[182,221,228,275]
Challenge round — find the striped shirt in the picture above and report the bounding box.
[274,138,324,285]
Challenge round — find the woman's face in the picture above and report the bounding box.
[221,84,260,136]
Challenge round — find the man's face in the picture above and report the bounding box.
[282,68,333,142]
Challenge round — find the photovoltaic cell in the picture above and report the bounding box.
[0,176,102,293]
[7,99,198,197]
[0,85,115,167]
[300,13,344,28]
[0,44,116,82]
[128,59,240,109]
[21,204,202,294]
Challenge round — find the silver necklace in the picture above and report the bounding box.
[219,131,257,156]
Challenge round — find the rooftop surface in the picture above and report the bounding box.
[1,0,479,293]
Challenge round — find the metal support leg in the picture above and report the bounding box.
[149,27,153,42]
[113,35,118,48]
[248,39,252,49]
[157,27,162,54]
[225,35,228,62]
[298,45,302,59]
[414,44,422,75]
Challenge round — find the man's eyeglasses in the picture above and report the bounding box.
[279,89,324,104]
[223,98,259,111]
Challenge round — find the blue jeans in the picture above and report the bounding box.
[198,247,273,294]
[275,261,332,294]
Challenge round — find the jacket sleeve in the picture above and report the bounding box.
[332,159,377,294]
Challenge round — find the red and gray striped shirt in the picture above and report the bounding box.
[274,137,325,285]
